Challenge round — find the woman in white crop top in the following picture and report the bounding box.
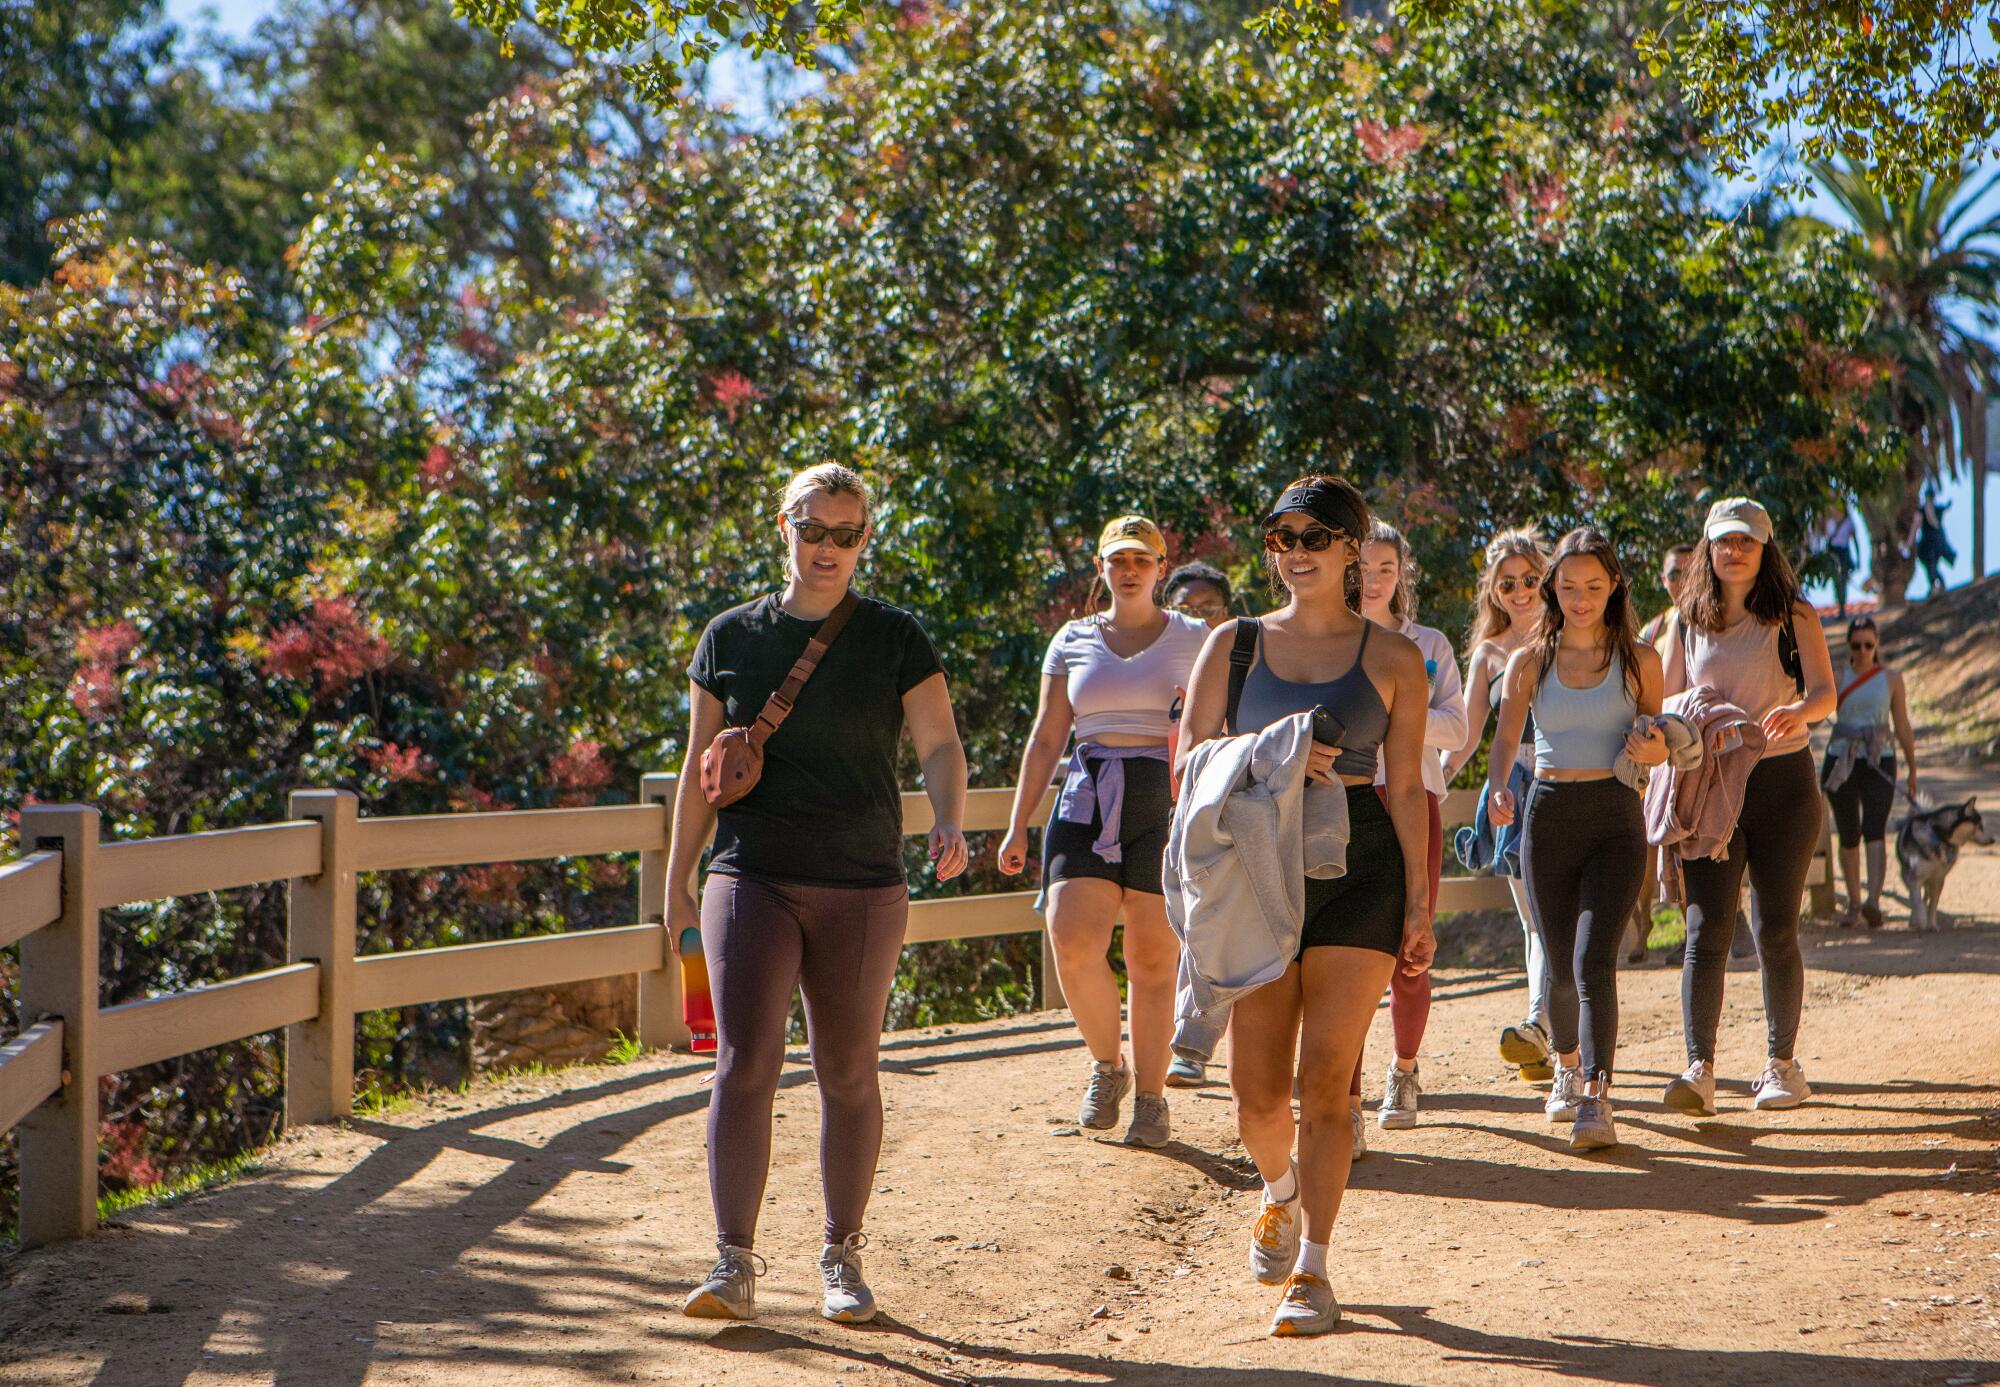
[998,515,1207,1149]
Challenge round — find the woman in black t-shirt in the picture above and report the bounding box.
[671,464,968,1327]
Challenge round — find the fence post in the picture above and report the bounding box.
[17,805,101,1248]
[1808,798,1836,918]
[636,773,691,1051]
[286,790,357,1126]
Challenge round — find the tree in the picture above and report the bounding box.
[1791,159,2000,601]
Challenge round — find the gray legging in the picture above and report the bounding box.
[701,873,908,1250]
[1680,750,1822,1065]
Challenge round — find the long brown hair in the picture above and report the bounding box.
[1534,527,1643,702]
[1677,528,1804,633]
[1262,473,1367,612]
[1365,518,1421,623]
[1468,525,1550,647]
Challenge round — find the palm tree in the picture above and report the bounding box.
[1796,159,1999,603]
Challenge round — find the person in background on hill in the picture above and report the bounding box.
[1162,560,1235,1090]
[1445,527,1556,1080]
[1630,543,1696,963]
[1351,521,1465,1135]
[1659,497,1835,1116]
[998,517,1210,1147]
[672,463,969,1326]
[1913,485,1955,600]
[1821,615,1919,929]
[1815,510,1859,618]
[1489,528,1666,1152]
[1177,475,1434,1337]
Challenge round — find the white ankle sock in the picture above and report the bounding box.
[1263,1166,1298,1205]
[1092,1057,1126,1074]
[1294,1238,1329,1279]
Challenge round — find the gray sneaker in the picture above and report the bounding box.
[1124,1091,1170,1148]
[1500,1018,1552,1066]
[1269,1272,1341,1336]
[683,1244,765,1320]
[1249,1191,1301,1285]
[1570,1095,1618,1151]
[1079,1060,1131,1130]
[819,1233,876,1323]
[1165,1055,1206,1087]
[1545,1064,1584,1123]
[1349,1103,1369,1158]
[1378,1064,1420,1130]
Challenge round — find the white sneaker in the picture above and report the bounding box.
[683,1244,765,1320]
[819,1233,876,1323]
[1378,1063,1420,1130]
[1663,1059,1717,1116]
[1349,1102,1369,1158]
[1752,1058,1812,1110]
[1268,1272,1341,1336]
[1545,1063,1584,1123]
[1499,1018,1552,1066]
[1249,1191,1301,1285]
[1570,1093,1618,1151]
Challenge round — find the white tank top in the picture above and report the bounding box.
[1041,612,1209,742]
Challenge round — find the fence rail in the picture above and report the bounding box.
[0,771,1834,1249]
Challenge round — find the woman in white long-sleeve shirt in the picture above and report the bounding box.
[1351,522,1467,1134]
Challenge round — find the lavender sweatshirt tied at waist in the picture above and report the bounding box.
[1056,743,1172,864]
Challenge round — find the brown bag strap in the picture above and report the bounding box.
[747,591,860,749]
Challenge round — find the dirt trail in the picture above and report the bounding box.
[3,798,1998,1385]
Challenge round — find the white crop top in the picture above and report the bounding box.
[1041,612,1209,742]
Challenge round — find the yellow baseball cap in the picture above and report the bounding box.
[1704,496,1773,544]
[1097,514,1167,560]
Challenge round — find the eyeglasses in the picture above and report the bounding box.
[1848,640,1876,652]
[1263,525,1342,554]
[1173,599,1229,621]
[1496,574,1541,595]
[790,519,867,549]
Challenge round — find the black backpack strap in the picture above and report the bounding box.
[1777,613,1804,697]
[1225,618,1261,735]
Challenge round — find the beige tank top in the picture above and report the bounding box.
[1682,614,1806,757]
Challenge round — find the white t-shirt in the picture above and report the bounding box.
[1041,611,1210,743]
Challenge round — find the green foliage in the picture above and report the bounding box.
[604,1029,647,1064]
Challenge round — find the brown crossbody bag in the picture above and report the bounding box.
[700,592,859,808]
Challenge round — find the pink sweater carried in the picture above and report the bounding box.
[1644,685,1768,900]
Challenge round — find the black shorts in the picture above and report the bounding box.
[1042,756,1172,896]
[1300,789,1406,957]
[1824,752,1896,847]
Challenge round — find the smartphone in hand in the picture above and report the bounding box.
[1312,705,1346,749]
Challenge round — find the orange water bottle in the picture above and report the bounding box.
[679,926,717,1053]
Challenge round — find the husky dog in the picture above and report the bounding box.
[1896,798,1994,931]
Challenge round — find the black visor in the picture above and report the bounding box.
[1263,483,1366,539]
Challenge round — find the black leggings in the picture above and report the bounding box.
[1681,750,1822,1065]
[701,873,908,1250]
[1824,753,1896,847]
[1522,779,1647,1082]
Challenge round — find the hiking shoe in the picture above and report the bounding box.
[1861,902,1885,930]
[1078,1060,1131,1130]
[1349,1103,1368,1159]
[1545,1064,1584,1123]
[1269,1272,1341,1336]
[1166,1055,1206,1087]
[1517,1059,1555,1082]
[1124,1091,1170,1148]
[1663,1060,1716,1116]
[1249,1191,1301,1285]
[1499,1018,1552,1066]
[683,1244,765,1320]
[1570,1095,1618,1151]
[819,1233,876,1323]
[1752,1058,1812,1110]
[1378,1064,1420,1130]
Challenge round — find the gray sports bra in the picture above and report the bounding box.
[1232,620,1389,779]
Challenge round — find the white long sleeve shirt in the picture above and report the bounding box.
[1373,619,1467,798]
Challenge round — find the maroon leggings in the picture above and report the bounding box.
[1350,790,1441,1094]
[701,873,908,1250]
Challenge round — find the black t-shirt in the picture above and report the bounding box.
[689,592,945,887]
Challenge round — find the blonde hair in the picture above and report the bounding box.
[1365,519,1421,623]
[1469,525,1550,646]
[779,463,872,520]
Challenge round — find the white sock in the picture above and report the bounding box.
[1262,1166,1298,1206]
[1092,1056,1126,1073]
[1295,1238,1330,1280]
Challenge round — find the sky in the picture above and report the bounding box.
[162,0,1998,598]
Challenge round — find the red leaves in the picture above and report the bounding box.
[364,742,433,783]
[1355,120,1428,171]
[76,620,141,665]
[69,621,142,721]
[707,369,765,423]
[69,663,121,720]
[98,1118,164,1192]
[550,737,612,805]
[462,861,526,905]
[421,442,459,489]
[261,598,392,696]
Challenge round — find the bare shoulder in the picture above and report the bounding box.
[1633,641,1665,679]
[1368,622,1426,683]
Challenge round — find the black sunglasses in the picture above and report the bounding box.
[1263,525,1342,554]
[791,519,867,549]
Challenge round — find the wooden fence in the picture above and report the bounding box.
[0,775,1830,1249]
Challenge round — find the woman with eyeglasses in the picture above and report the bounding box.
[1444,527,1557,1079]
[1660,497,1836,1116]
[673,463,969,1326]
[1176,476,1435,1337]
[998,516,1209,1148]
[1821,615,1918,929]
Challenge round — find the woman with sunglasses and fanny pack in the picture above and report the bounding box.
[671,463,969,1326]
[999,515,1209,1148]
[1176,475,1435,1337]
[1821,615,1918,929]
